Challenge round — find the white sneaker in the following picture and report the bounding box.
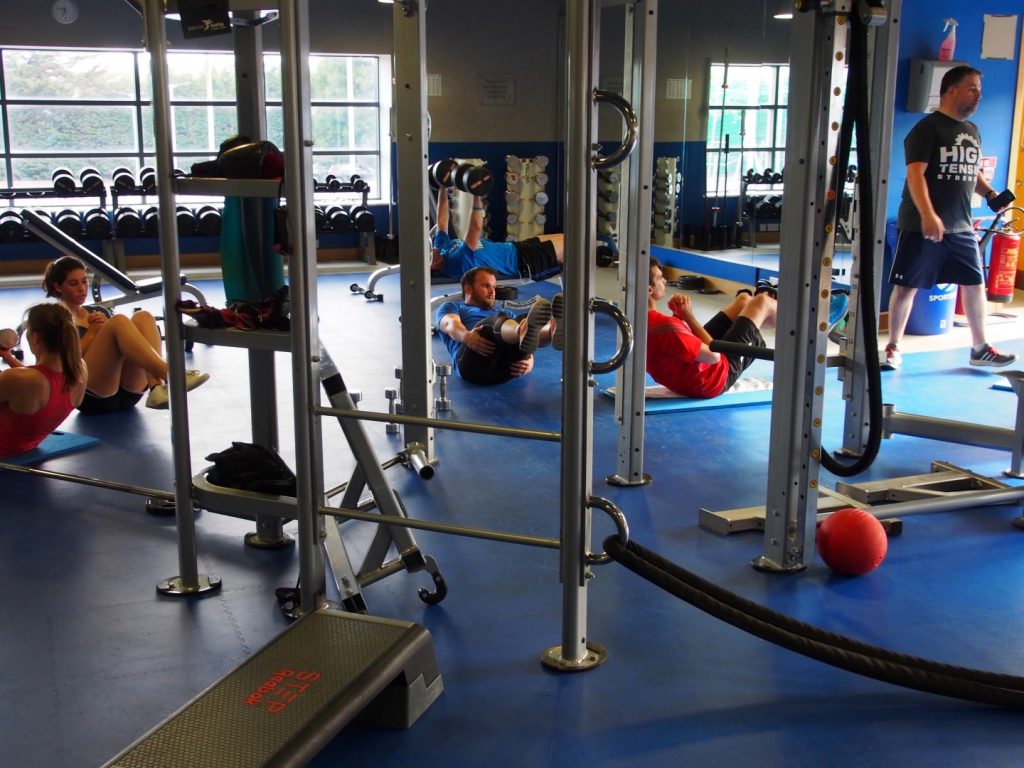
[145,370,210,410]
[880,344,901,371]
[184,370,210,392]
[145,383,169,409]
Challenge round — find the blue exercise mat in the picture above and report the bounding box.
[3,431,100,465]
[599,385,773,413]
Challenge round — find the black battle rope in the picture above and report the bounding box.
[820,10,884,477]
[604,536,1024,709]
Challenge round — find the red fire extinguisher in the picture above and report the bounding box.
[978,208,1023,303]
[987,229,1020,302]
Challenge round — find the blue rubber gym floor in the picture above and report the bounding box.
[3,272,1024,767]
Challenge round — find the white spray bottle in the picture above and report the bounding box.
[938,18,957,61]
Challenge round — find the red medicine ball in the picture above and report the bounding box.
[816,507,888,576]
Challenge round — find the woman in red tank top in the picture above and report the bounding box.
[0,303,87,457]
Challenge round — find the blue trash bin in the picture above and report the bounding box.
[906,283,957,335]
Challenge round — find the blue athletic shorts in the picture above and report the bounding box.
[889,230,983,288]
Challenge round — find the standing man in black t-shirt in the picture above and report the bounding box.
[884,64,1016,370]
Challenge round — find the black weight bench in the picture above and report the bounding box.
[21,208,207,311]
[104,608,443,768]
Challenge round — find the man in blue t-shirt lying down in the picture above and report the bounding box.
[430,185,564,281]
[436,266,563,386]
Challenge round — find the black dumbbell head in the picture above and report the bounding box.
[454,163,494,197]
[429,159,459,188]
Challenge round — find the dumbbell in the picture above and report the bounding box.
[350,175,369,193]
[453,163,494,197]
[139,167,157,193]
[324,174,343,191]
[325,205,352,232]
[0,211,26,243]
[428,159,459,189]
[175,205,198,236]
[80,168,105,193]
[195,205,222,236]
[0,328,19,352]
[314,205,327,232]
[770,170,784,184]
[54,209,83,238]
[52,168,77,194]
[114,207,143,238]
[349,205,375,232]
[744,168,757,184]
[83,208,112,239]
[111,167,137,192]
[434,362,452,412]
[142,206,160,236]
[384,387,401,434]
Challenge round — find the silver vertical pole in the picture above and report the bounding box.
[609,0,657,488]
[235,8,286,548]
[541,0,605,671]
[392,0,435,463]
[757,5,850,572]
[277,0,324,614]
[840,0,900,455]
[144,0,216,595]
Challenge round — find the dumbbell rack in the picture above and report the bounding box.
[596,169,619,251]
[504,154,549,241]
[739,170,784,248]
[0,184,135,286]
[312,179,376,264]
[651,157,679,247]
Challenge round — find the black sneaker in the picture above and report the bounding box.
[551,293,564,351]
[754,278,778,299]
[519,298,552,355]
[970,344,1017,367]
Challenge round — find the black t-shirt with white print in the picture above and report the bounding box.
[897,111,981,234]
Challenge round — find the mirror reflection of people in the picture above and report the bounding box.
[435,266,560,386]
[430,186,564,281]
[42,256,209,412]
[645,259,776,398]
[0,303,87,457]
[884,65,1016,370]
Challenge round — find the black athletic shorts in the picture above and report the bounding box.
[514,238,561,281]
[78,386,144,416]
[455,311,529,386]
[703,312,766,392]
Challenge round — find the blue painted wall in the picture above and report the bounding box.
[887,1,1020,219]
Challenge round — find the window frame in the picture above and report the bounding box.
[0,45,392,205]
[705,62,789,198]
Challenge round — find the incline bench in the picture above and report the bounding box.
[22,208,207,311]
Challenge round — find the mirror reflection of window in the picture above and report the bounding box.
[705,63,789,197]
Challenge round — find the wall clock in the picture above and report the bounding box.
[52,0,80,25]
